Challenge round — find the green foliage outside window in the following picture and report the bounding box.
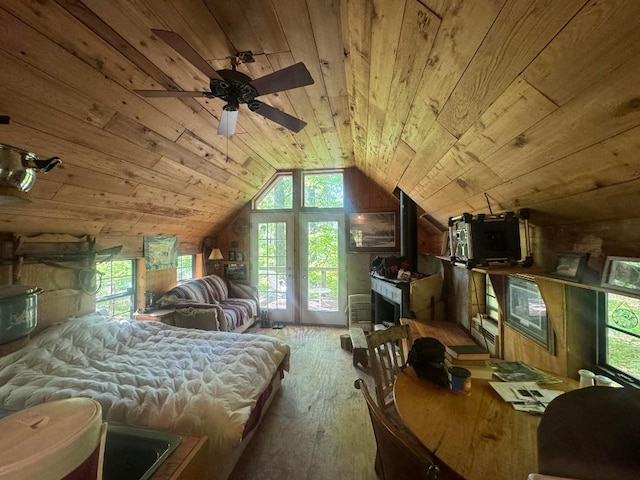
[177,255,194,281]
[256,175,293,210]
[604,292,640,381]
[96,259,135,317]
[304,173,344,208]
[307,220,339,299]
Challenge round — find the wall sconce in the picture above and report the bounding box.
[208,248,224,271]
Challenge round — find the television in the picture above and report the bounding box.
[448,212,521,269]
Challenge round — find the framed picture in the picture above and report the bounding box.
[144,236,178,271]
[548,252,589,281]
[347,211,398,252]
[601,256,640,294]
[505,275,554,352]
[225,263,247,281]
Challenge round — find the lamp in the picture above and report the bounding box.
[208,248,224,271]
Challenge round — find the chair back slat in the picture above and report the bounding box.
[366,325,410,407]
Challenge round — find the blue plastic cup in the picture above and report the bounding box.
[448,366,471,395]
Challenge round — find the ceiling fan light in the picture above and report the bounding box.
[218,109,238,137]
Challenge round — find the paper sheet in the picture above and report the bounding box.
[489,381,564,412]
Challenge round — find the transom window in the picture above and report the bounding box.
[255,173,293,210]
[303,172,344,208]
[177,254,194,281]
[254,170,344,210]
[96,259,135,317]
[598,291,640,385]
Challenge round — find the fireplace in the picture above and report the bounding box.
[369,190,416,326]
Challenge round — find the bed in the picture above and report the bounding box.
[0,312,290,479]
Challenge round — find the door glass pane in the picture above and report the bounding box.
[257,222,288,310]
[307,221,339,312]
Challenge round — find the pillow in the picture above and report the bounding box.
[172,307,219,331]
[228,282,256,300]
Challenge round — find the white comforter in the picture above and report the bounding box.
[0,314,289,475]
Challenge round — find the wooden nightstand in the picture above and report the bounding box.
[133,309,174,323]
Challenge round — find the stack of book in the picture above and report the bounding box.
[443,344,495,379]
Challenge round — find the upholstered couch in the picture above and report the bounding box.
[156,274,259,333]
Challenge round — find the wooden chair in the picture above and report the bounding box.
[366,324,410,407]
[355,378,460,480]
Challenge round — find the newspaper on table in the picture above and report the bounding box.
[491,361,562,384]
[489,381,564,413]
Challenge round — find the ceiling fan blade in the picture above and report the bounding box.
[217,109,238,136]
[134,90,207,97]
[250,62,314,96]
[253,102,307,133]
[151,29,223,80]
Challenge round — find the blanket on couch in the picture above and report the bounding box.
[157,275,259,332]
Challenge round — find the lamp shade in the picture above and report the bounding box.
[208,248,223,261]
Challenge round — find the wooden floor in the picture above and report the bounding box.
[228,325,378,480]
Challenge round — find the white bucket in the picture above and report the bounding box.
[0,398,105,480]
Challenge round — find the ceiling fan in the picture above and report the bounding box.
[134,29,314,136]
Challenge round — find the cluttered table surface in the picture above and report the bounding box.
[393,366,578,480]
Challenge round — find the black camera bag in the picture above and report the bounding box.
[407,337,448,386]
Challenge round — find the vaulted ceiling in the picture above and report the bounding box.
[1,0,640,251]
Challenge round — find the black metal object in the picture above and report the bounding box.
[400,190,417,272]
[133,30,314,134]
[448,211,523,269]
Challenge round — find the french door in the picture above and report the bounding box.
[251,213,294,325]
[251,212,346,326]
[300,212,346,326]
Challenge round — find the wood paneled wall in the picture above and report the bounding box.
[443,257,604,379]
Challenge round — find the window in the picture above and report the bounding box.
[303,172,344,208]
[96,259,135,317]
[255,173,293,210]
[598,291,640,385]
[254,171,344,210]
[177,255,194,281]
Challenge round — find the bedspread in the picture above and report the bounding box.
[0,313,290,477]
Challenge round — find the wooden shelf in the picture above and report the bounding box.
[434,255,639,298]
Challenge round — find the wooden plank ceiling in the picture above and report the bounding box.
[1,0,640,251]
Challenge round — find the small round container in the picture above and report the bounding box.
[0,398,104,480]
[578,369,596,388]
[595,375,614,387]
[0,285,40,345]
[448,366,471,395]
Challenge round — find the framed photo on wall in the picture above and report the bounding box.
[144,236,178,271]
[347,211,398,252]
[548,252,589,282]
[505,275,555,353]
[601,256,640,294]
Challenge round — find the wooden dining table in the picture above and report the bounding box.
[393,366,577,480]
